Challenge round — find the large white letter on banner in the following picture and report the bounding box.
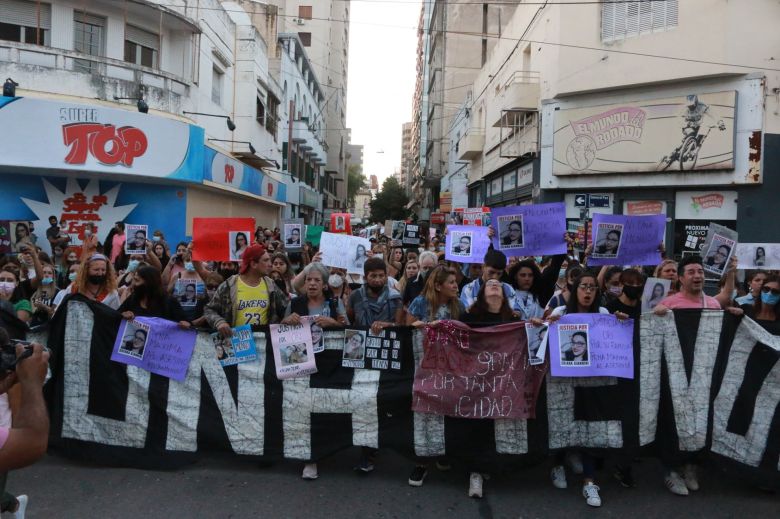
[282,332,380,460]
[546,375,623,449]
[60,301,150,447]
[711,318,780,468]
[166,332,265,454]
[639,312,722,450]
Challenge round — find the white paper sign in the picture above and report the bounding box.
[735,243,780,270]
[641,277,672,314]
[319,232,371,274]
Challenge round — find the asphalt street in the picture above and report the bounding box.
[7,450,778,518]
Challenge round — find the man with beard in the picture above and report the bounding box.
[347,257,403,334]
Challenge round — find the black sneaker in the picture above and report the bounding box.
[408,465,428,487]
[614,467,635,488]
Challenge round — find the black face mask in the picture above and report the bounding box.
[219,268,236,278]
[87,274,107,285]
[622,285,643,300]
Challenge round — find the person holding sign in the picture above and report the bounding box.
[651,255,742,496]
[347,257,403,335]
[282,262,347,329]
[460,250,517,313]
[205,244,287,338]
[534,272,611,508]
[405,265,464,488]
[119,266,190,328]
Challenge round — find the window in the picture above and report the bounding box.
[298,32,311,47]
[266,94,280,139]
[0,1,51,46]
[73,12,105,73]
[211,66,223,106]
[124,25,159,68]
[602,0,678,43]
[256,96,265,125]
[298,5,312,20]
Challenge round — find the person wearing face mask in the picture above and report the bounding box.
[216,261,239,281]
[0,271,23,311]
[79,223,100,259]
[740,273,780,333]
[51,263,81,311]
[117,255,145,291]
[57,247,80,289]
[598,266,624,305]
[29,263,60,326]
[5,245,44,304]
[161,242,190,286]
[67,254,121,310]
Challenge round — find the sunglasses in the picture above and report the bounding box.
[761,286,780,295]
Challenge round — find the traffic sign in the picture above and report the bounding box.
[589,194,610,208]
[574,194,587,207]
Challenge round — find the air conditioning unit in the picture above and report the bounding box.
[296,18,305,26]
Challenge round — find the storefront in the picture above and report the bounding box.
[484,159,537,208]
[540,76,769,257]
[0,96,286,255]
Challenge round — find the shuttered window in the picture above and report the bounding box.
[0,0,51,45]
[601,0,678,43]
[124,25,159,68]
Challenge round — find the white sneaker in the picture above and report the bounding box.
[566,451,584,475]
[12,495,27,519]
[582,483,601,507]
[682,464,699,491]
[468,472,483,498]
[664,471,689,496]
[302,463,318,480]
[550,465,567,489]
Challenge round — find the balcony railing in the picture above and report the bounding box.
[0,40,190,108]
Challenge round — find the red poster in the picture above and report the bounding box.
[412,321,547,420]
[330,213,352,235]
[192,218,255,262]
[430,213,445,225]
[626,201,664,215]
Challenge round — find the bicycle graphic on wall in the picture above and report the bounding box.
[657,94,726,171]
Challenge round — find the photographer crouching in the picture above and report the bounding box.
[0,327,50,517]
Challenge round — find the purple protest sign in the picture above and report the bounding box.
[445,225,490,263]
[548,313,634,379]
[588,213,665,266]
[491,203,567,257]
[111,317,197,381]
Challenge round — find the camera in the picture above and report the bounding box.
[0,340,34,376]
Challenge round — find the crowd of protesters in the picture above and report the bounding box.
[0,215,778,511]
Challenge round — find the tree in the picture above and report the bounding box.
[347,164,367,208]
[369,176,410,223]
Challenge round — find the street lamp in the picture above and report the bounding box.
[183,111,236,131]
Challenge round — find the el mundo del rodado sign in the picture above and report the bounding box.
[553,91,736,175]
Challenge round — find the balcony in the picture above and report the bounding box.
[458,131,485,160]
[292,118,326,163]
[490,71,540,128]
[0,41,190,112]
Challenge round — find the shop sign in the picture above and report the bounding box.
[675,191,737,220]
[210,153,244,188]
[625,201,666,215]
[440,191,452,213]
[553,91,736,175]
[517,163,533,187]
[0,97,192,178]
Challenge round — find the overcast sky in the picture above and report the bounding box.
[346,1,420,187]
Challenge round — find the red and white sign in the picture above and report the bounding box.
[624,200,666,216]
[0,97,190,177]
[210,152,244,188]
[430,213,445,225]
[675,190,737,220]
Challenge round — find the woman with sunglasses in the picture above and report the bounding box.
[533,271,610,508]
[741,274,780,332]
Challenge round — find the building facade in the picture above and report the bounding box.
[439,0,780,256]
[0,0,290,252]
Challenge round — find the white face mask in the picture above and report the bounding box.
[0,281,16,295]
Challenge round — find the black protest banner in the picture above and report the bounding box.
[31,297,780,487]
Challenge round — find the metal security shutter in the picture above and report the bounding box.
[125,25,159,51]
[2,0,52,29]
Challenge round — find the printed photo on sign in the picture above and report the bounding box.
[342,329,367,368]
[118,320,150,359]
[280,343,310,366]
[175,279,202,308]
[641,278,672,314]
[558,325,590,367]
[9,221,34,253]
[125,224,148,255]
[351,242,369,272]
[450,231,472,257]
[592,223,623,258]
[525,323,548,366]
[301,316,324,354]
[284,224,302,247]
[402,223,420,246]
[736,243,780,270]
[497,215,524,249]
[703,234,735,277]
[229,230,251,261]
[392,221,405,241]
[212,334,237,365]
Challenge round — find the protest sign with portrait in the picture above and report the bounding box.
[125,224,148,255]
[701,222,738,277]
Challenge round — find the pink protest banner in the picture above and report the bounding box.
[412,321,547,420]
[192,217,255,262]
